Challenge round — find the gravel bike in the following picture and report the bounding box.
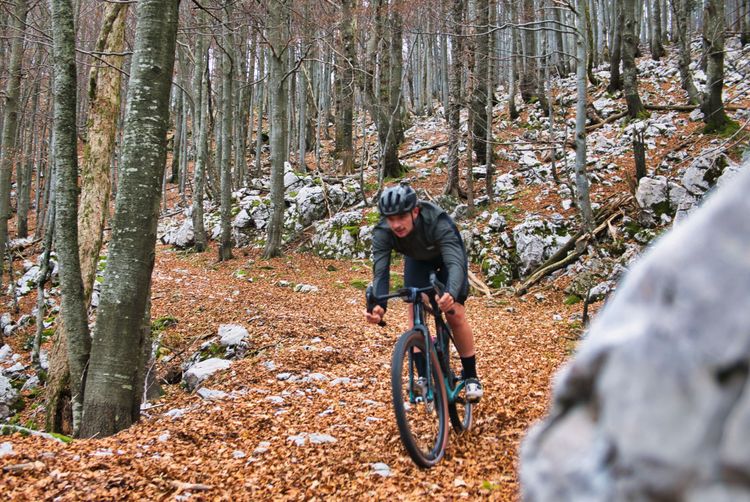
[366,273,472,468]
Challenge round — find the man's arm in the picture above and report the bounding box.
[371,225,393,311]
[434,216,468,299]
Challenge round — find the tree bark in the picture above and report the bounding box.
[80,0,179,438]
[218,0,234,262]
[0,0,28,287]
[608,0,624,93]
[50,0,90,436]
[263,1,290,259]
[701,0,732,133]
[334,0,356,174]
[650,0,666,59]
[670,0,700,104]
[192,11,208,252]
[471,0,490,166]
[622,0,646,117]
[444,0,464,197]
[575,0,595,231]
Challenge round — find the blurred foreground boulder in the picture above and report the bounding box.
[521,159,750,501]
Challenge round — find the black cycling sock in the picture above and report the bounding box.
[413,351,427,378]
[460,356,477,380]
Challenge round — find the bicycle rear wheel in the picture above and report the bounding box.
[391,330,449,468]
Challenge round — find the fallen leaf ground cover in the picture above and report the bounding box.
[1,242,586,500]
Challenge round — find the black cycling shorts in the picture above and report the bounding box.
[403,256,469,305]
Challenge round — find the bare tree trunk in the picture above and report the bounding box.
[670,0,700,104]
[218,0,234,262]
[623,0,646,117]
[608,0,624,93]
[471,0,490,166]
[192,11,208,252]
[742,0,750,46]
[51,0,90,436]
[17,77,38,238]
[0,0,28,287]
[335,0,356,174]
[80,0,179,438]
[486,0,496,202]
[263,1,290,259]
[701,0,732,133]
[575,0,595,231]
[444,0,465,197]
[508,0,520,120]
[651,0,666,58]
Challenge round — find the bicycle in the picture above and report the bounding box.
[366,272,473,468]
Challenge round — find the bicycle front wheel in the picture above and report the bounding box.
[391,330,449,468]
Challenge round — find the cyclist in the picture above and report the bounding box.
[365,182,483,402]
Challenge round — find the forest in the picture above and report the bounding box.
[1,0,749,499]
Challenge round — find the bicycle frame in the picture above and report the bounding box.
[368,277,466,406]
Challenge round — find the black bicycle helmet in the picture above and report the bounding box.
[378,182,418,216]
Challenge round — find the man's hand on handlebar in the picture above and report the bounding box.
[365,305,385,324]
[435,292,455,313]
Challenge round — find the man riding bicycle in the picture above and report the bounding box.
[365,182,483,402]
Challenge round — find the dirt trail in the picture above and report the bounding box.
[1,244,581,500]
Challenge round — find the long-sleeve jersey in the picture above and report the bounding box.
[371,201,468,310]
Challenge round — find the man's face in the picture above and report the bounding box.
[386,207,420,238]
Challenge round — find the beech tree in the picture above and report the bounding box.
[701,0,733,133]
[0,0,28,287]
[51,0,90,435]
[263,0,291,259]
[79,0,179,438]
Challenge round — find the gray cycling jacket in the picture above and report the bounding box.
[371,201,468,309]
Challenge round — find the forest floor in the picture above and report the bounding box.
[1,238,592,500]
[2,42,750,499]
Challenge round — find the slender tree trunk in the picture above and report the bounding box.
[444,0,464,197]
[263,1,290,259]
[742,0,750,46]
[608,0,624,93]
[670,0,700,104]
[555,5,569,75]
[472,0,489,166]
[17,79,38,238]
[575,0,594,231]
[51,0,90,436]
[701,0,732,132]
[0,0,28,287]
[623,0,646,117]
[485,0,496,202]
[80,1,127,307]
[218,1,234,262]
[170,88,182,184]
[584,0,600,85]
[508,0,520,120]
[192,10,208,252]
[651,0,666,58]
[254,49,266,178]
[80,0,179,438]
[335,0,356,174]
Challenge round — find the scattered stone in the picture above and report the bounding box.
[183,358,232,391]
[158,432,170,442]
[293,284,319,293]
[232,450,246,459]
[253,442,271,455]
[371,462,392,477]
[308,433,336,444]
[218,324,249,347]
[0,442,14,457]
[330,377,351,386]
[196,388,228,401]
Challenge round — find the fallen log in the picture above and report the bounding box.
[515,194,634,296]
[399,140,449,160]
